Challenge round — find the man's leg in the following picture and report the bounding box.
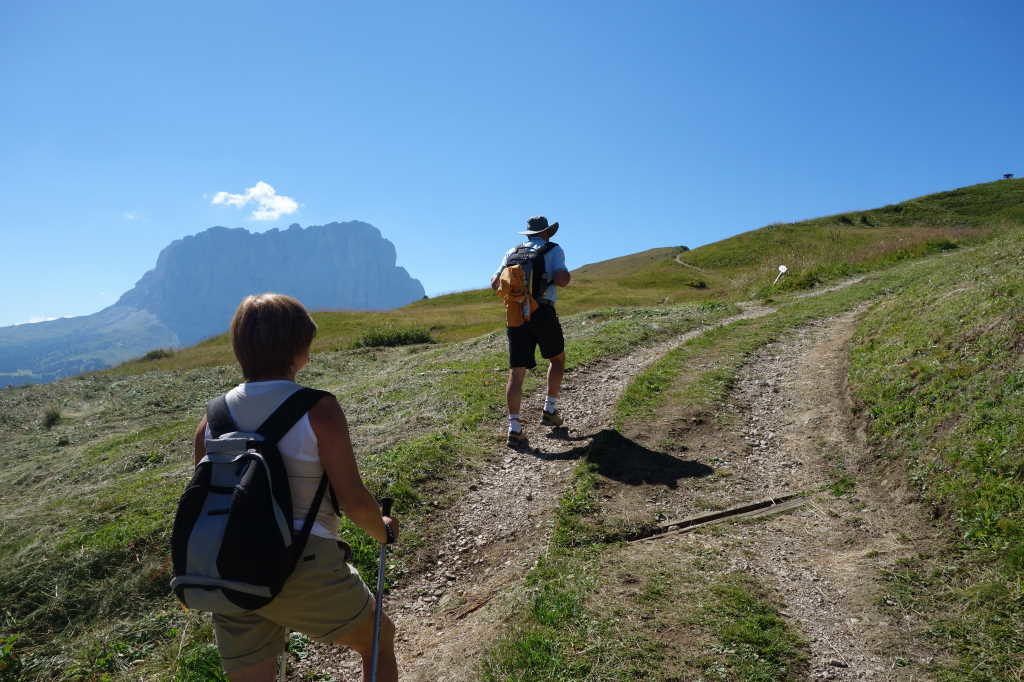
[507,367,527,416]
[546,352,565,399]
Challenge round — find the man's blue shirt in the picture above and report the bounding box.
[493,237,567,303]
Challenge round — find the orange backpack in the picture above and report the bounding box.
[495,242,556,327]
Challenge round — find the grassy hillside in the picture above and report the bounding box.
[103,179,1023,377]
[0,178,1020,679]
[0,300,739,679]
[482,229,1024,681]
[848,232,1024,679]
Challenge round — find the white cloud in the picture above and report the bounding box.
[211,181,299,221]
[122,211,142,221]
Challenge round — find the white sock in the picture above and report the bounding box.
[508,414,522,433]
[544,396,557,413]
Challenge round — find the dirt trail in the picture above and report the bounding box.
[292,305,776,680]
[719,310,939,680]
[673,252,707,273]
[623,309,940,680]
[292,280,881,681]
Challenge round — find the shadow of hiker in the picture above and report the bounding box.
[532,429,713,489]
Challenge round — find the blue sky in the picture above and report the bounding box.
[1,0,1021,328]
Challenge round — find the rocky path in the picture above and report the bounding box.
[627,308,939,680]
[291,305,776,681]
[718,309,939,680]
[291,278,913,681]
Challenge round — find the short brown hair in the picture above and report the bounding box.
[229,294,317,379]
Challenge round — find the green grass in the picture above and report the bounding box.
[174,643,228,682]
[480,546,661,682]
[0,301,731,679]
[848,229,1024,679]
[350,324,435,348]
[697,576,807,681]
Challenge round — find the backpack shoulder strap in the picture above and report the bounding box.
[531,241,558,298]
[257,387,332,444]
[206,395,236,438]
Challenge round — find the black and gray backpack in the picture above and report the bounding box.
[170,387,331,614]
[504,241,558,301]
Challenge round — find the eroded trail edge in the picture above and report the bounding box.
[673,309,938,680]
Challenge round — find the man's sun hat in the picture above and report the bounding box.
[517,216,559,237]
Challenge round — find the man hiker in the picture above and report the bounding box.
[491,216,571,447]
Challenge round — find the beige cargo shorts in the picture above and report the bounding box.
[213,536,372,672]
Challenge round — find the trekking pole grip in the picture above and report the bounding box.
[380,498,395,544]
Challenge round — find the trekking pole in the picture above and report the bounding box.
[370,498,394,682]
[277,629,288,682]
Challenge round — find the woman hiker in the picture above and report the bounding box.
[191,293,400,682]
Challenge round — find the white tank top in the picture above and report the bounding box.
[216,380,339,540]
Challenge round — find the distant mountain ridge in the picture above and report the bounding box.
[0,221,425,386]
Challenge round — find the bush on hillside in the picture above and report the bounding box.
[42,408,61,429]
[351,325,435,349]
[924,238,958,252]
[139,349,175,362]
[0,634,22,678]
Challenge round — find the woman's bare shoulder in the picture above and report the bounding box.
[308,392,344,427]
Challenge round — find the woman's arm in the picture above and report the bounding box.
[308,395,398,545]
[193,416,208,467]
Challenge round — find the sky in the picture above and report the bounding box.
[1,0,1021,328]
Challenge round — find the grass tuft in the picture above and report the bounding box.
[351,325,435,348]
[701,576,808,681]
[174,643,228,682]
[139,348,176,362]
[41,408,61,429]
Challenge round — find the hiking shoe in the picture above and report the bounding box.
[540,409,564,427]
[507,430,529,448]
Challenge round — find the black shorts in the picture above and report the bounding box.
[507,303,565,369]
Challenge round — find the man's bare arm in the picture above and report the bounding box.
[553,270,570,287]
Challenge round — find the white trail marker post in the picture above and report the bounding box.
[772,264,788,286]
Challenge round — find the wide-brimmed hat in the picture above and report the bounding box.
[517,215,559,237]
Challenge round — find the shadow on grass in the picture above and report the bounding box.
[531,428,713,488]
